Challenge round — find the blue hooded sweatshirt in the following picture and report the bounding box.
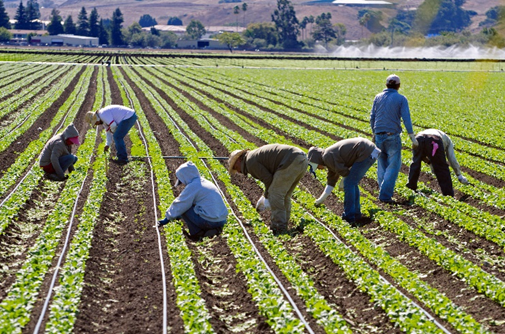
[165,161,228,223]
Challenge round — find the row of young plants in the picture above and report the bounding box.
[137,66,491,333]
[0,64,48,100]
[43,66,109,333]
[170,67,505,243]
[152,66,505,314]
[0,71,98,333]
[122,65,309,333]
[111,67,215,333]
[0,66,92,236]
[0,63,33,86]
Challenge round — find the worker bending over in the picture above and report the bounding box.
[308,138,380,225]
[158,162,228,240]
[228,144,308,234]
[85,105,138,165]
[39,123,80,181]
[406,129,468,197]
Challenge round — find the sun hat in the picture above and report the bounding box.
[67,136,80,146]
[228,149,247,175]
[386,74,400,85]
[85,111,99,126]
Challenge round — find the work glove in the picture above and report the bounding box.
[256,196,271,212]
[68,165,75,173]
[104,145,110,153]
[409,133,419,148]
[457,174,469,184]
[338,177,346,191]
[158,217,169,227]
[315,185,334,206]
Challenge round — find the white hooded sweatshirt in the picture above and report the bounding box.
[165,161,228,222]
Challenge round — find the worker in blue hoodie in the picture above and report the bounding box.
[158,161,228,240]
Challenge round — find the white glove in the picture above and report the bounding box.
[457,174,469,184]
[315,185,334,205]
[338,177,346,191]
[409,133,419,148]
[256,196,271,212]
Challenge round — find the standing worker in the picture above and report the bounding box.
[158,161,228,240]
[39,123,80,181]
[228,144,308,234]
[85,105,138,165]
[370,74,418,203]
[308,138,380,225]
[406,129,468,196]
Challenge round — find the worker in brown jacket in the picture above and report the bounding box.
[228,144,308,234]
[39,123,80,181]
[308,138,380,225]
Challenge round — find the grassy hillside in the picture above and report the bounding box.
[4,0,502,40]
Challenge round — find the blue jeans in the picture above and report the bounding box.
[113,113,137,161]
[181,206,226,236]
[375,133,402,201]
[342,156,377,222]
[60,154,78,172]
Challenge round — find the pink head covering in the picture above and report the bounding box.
[67,136,80,146]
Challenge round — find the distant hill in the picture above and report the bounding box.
[4,0,502,40]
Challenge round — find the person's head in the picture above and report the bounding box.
[85,111,102,127]
[228,149,248,175]
[307,147,325,176]
[65,136,80,146]
[386,74,401,90]
[175,161,200,186]
[62,123,80,146]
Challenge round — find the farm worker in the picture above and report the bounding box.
[85,105,138,165]
[406,129,468,197]
[370,74,418,203]
[158,161,228,240]
[308,138,380,225]
[39,123,80,181]
[228,144,308,234]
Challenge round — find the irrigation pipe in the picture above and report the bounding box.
[119,80,168,334]
[129,155,228,160]
[293,194,452,334]
[33,130,98,334]
[136,78,315,333]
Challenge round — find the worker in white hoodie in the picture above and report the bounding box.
[158,161,228,240]
[85,105,138,165]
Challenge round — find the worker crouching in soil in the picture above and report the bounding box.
[228,144,308,235]
[308,138,380,225]
[85,105,138,165]
[39,123,80,181]
[406,128,468,197]
[158,161,228,241]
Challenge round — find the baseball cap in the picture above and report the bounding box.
[386,74,400,85]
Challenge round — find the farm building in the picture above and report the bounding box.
[39,34,99,47]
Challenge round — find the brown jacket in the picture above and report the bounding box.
[241,144,305,196]
[39,124,79,178]
[314,138,376,187]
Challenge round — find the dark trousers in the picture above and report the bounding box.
[407,135,454,196]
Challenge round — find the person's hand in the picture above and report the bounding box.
[457,174,469,184]
[104,145,109,153]
[158,218,169,227]
[338,177,346,191]
[409,133,419,148]
[256,196,271,212]
[315,196,325,206]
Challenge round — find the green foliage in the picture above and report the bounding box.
[311,12,346,47]
[358,9,384,33]
[139,14,157,27]
[244,22,278,48]
[186,19,206,40]
[0,26,11,41]
[25,0,40,29]
[413,0,471,34]
[63,15,76,35]
[0,0,9,29]
[271,0,300,49]
[88,7,99,37]
[167,16,182,25]
[98,18,108,45]
[216,32,245,52]
[47,8,64,35]
[76,6,89,36]
[14,1,29,29]
[110,7,124,46]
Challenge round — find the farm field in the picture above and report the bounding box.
[0,50,505,333]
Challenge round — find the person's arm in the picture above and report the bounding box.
[252,163,273,197]
[165,187,196,220]
[400,98,418,147]
[370,99,377,134]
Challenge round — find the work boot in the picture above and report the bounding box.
[46,173,60,181]
[203,229,220,238]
